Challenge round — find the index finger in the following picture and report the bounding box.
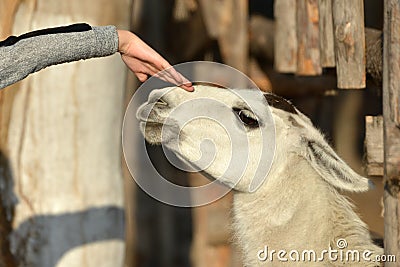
[156,63,194,91]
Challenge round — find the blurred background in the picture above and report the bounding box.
[0,0,385,267]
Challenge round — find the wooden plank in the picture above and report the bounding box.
[0,2,129,267]
[0,2,26,267]
[198,0,224,38]
[250,15,275,65]
[274,0,297,73]
[383,0,400,265]
[206,201,233,246]
[384,1,400,127]
[173,0,197,21]
[218,0,248,73]
[199,0,248,72]
[332,0,366,89]
[296,0,322,76]
[318,0,335,67]
[190,173,240,267]
[364,116,384,177]
[0,0,20,38]
[250,16,384,83]
[249,57,273,92]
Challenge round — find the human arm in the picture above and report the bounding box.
[0,24,193,91]
[0,24,118,89]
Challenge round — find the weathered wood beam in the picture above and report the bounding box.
[383,0,400,265]
[0,1,22,266]
[250,16,383,84]
[332,0,366,89]
[198,0,223,39]
[249,16,275,63]
[217,0,248,73]
[199,0,248,73]
[364,116,384,177]
[190,173,238,267]
[383,4,400,128]
[318,0,335,67]
[274,0,297,73]
[296,0,322,75]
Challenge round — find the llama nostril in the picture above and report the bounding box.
[156,98,168,106]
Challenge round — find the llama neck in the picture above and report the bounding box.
[232,154,382,266]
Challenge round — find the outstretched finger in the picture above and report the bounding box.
[160,67,193,91]
[151,58,194,91]
[154,69,193,91]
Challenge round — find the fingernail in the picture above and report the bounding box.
[184,85,194,91]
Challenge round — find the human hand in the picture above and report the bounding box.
[117,30,194,91]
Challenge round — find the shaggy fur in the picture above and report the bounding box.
[137,85,383,266]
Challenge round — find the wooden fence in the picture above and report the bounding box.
[191,0,399,265]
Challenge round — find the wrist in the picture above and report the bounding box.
[117,30,132,54]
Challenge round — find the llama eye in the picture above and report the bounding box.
[233,108,259,127]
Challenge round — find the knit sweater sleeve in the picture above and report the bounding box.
[0,23,119,89]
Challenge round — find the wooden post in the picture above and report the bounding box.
[0,2,21,265]
[198,0,223,39]
[199,0,248,73]
[332,0,366,89]
[250,16,384,83]
[384,3,400,127]
[383,0,400,265]
[364,116,384,177]
[190,174,241,267]
[0,1,130,266]
[318,0,335,67]
[296,0,322,76]
[218,0,248,73]
[274,0,298,73]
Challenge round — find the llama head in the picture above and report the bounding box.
[137,85,371,193]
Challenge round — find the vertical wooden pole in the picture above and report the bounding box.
[332,0,366,89]
[364,116,384,177]
[384,5,400,127]
[383,1,400,265]
[199,0,248,73]
[318,0,335,67]
[218,0,248,73]
[0,1,130,266]
[198,0,223,39]
[1,2,24,266]
[122,2,141,266]
[274,0,298,73]
[296,0,322,75]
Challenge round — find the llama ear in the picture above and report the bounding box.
[303,138,372,192]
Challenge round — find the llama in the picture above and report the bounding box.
[137,85,383,266]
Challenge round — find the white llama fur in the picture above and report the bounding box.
[137,85,383,266]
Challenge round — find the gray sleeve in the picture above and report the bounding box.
[0,25,119,89]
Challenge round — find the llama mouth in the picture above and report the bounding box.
[139,118,176,127]
[137,107,164,126]
[139,119,177,131]
[139,120,163,131]
[140,119,163,125]
[137,106,176,127]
